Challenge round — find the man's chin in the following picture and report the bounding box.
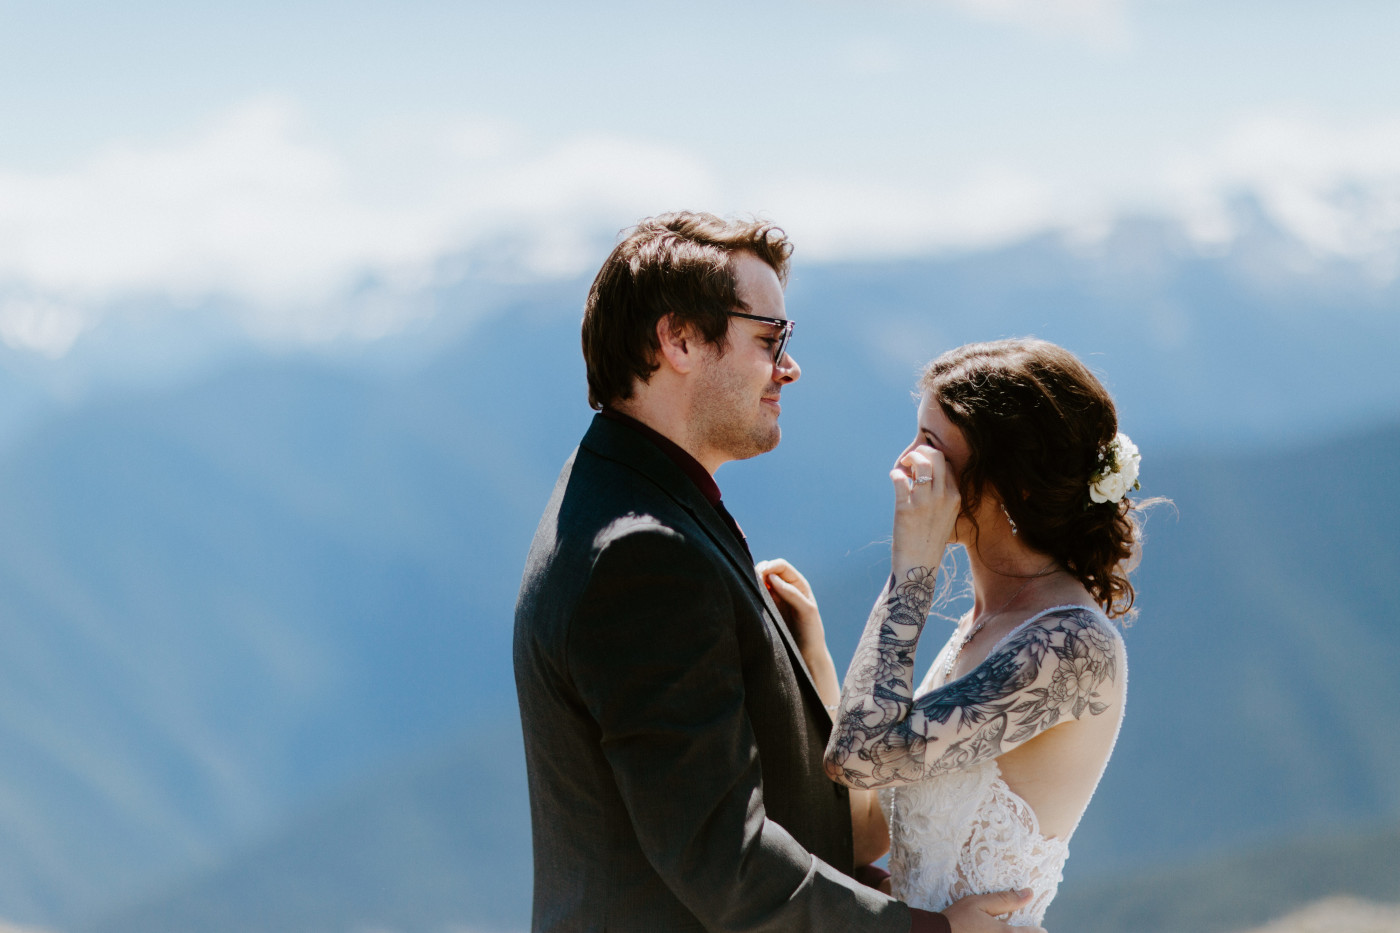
[731,427,781,462]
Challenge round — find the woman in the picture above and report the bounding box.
[760,338,1147,926]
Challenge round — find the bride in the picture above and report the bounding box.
[760,338,1148,926]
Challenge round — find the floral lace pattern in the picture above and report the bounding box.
[880,760,1068,925]
[879,608,1124,926]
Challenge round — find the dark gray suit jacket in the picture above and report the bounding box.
[514,415,912,932]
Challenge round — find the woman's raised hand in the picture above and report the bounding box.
[890,444,961,572]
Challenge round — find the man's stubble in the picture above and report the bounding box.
[689,347,782,464]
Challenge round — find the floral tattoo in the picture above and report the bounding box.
[826,588,1118,790]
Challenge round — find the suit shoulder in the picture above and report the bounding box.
[516,448,726,641]
[562,449,712,552]
[591,509,678,544]
[586,512,722,587]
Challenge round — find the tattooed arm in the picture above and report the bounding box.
[758,556,891,867]
[823,565,942,788]
[825,605,1121,789]
[817,440,962,788]
[823,439,1120,790]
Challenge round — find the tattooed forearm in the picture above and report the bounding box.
[825,605,1119,789]
[825,567,939,789]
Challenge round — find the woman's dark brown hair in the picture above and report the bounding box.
[920,338,1146,619]
[582,212,792,410]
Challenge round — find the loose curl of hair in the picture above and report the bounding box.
[920,338,1147,620]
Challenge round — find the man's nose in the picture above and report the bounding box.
[776,352,800,384]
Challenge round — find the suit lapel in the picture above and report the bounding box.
[581,417,829,721]
[682,498,828,711]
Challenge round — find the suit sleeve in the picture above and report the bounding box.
[568,521,912,933]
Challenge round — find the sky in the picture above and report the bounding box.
[2,0,1400,355]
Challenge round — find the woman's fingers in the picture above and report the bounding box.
[768,574,799,597]
[760,560,826,643]
[892,445,953,499]
[767,570,816,608]
[758,557,815,600]
[757,557,794,578]
[889,444,960,569]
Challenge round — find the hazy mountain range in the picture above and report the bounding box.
[0,206,1396,931]
[1048,821,1400,933]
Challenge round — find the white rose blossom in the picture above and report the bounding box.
[1089,432,1141,504]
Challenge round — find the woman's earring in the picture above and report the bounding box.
[1002,503,1018,536]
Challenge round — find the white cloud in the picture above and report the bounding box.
[0,296,88,358]
[5,97,1400,360]
[758,166,1056,260]
[0,100,719,354]
[0,99,424,351]
[935,0,1131,50]
[2,102,365,302]
[1163,113,1400,272]
[763,111,1400,280]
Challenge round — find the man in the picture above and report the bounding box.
[513,212,1036,932]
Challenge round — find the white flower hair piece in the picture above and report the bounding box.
[1089,432,1141,504]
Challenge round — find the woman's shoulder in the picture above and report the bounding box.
[996,603,1125,661]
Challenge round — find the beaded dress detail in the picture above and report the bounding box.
[879,606,1124,927]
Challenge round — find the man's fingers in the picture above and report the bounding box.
[943,887,1042,933]
[970,888,1033,914]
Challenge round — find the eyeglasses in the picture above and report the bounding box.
[727,310,795,364]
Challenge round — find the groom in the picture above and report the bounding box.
[513,212,1035,932]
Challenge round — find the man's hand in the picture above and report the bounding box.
[942,889,1043,933]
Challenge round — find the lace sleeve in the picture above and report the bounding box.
[826,601,1121,790]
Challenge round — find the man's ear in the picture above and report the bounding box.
[655,314,698,374]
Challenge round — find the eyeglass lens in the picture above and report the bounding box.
[774,324,792,364]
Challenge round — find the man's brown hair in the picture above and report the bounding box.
[581,212,792,410]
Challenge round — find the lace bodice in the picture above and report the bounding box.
[879,607,1125,926]
[881,758,1068,924]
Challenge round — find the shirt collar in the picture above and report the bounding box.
[598,407,722,507]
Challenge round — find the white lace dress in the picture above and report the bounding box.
[878,607,1126,926]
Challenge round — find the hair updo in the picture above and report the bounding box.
[920,338,1145,619]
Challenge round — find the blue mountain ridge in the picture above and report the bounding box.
[0,214,1396,928]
